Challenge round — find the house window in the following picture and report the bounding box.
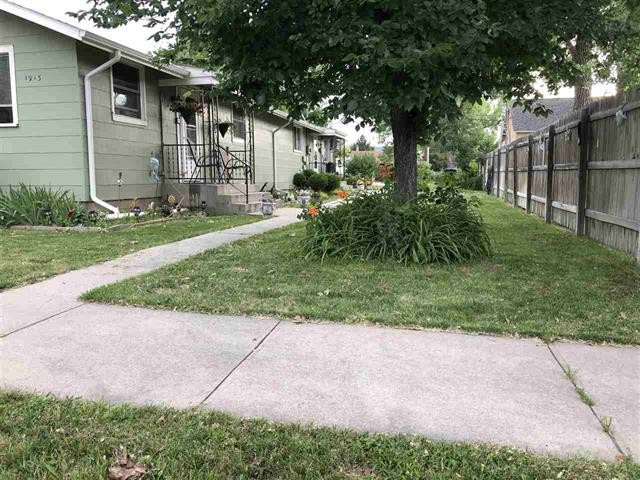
[232,105,246,142]
[293,126,304,152]
[112,62,146,124]
[0,46,18,127]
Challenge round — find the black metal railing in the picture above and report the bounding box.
[162,141,251,203]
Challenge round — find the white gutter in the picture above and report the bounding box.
[271,119,293,190]
[84,50,122,217]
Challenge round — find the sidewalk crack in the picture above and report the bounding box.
[546,343,627,457]
[198,320,281,405]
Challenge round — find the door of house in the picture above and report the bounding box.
[177,114,201,182]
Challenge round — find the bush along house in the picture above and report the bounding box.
[0,0,347,215]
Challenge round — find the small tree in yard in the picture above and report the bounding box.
[77,1,629,202]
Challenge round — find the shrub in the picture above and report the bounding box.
[293,172,310,190]
[345,154,378,179]
[308,173,328,193]
[459,174,483,191]
[301,186,491,264]
[417,163,433,192]
[0,184,94,227]
[324,173,341,193]
[435,170,483,191]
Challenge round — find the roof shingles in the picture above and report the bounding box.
[510,98,574,133]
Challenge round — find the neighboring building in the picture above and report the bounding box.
[500,98,574,145]
[0,0,346,215]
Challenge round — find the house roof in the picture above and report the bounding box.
[271,109,348,138]
[509,98,574,133]
[0,0,189,78]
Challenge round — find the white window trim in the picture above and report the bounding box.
[0,45,19,128]
[110,61,147,127]
[293,125,304,153]
[231,105,246,144]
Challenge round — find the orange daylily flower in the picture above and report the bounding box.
[338,190,348,199]
[308,207,320,217]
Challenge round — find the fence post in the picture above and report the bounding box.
[512,145,518,207]
[576,107,591,236]
[496,149,501,198]
[503,147,509,201]
[526,135,534,213]
[545,126,556,223]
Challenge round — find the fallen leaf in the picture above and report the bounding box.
[107,452,149,480]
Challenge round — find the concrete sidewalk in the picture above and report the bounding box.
[1,208,638,462]
[0,208,300,336]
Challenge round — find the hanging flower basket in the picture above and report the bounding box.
[169,97,203,124]
[218,122,233,138]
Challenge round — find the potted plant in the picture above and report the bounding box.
[262,193,275,216]
[169,96,203,124]
[297,189,311,206]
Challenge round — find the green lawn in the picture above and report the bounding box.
[85,195,640,344]
[1,391,637,480]
[0,215,261,291]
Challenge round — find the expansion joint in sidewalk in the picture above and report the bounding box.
[199,320,281,405]
[545,343,627,458]
[1,304,86,339]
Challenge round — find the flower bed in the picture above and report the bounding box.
[301,187,492,264]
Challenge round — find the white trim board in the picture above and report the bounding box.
[0,44,18,127]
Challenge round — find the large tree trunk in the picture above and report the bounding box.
[573,34,593,110]
[391,109,420,202]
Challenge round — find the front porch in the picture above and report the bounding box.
[159,85,264,215]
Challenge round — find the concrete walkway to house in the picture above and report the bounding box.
[1,208,638,462]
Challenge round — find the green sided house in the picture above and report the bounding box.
[0,0,347,215]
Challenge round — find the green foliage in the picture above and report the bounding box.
[435,170,484,191]
[0,184,92,227]
[295,171,340,193]
[308,173,328,193]
[417,163,433,192]
[427,100,502,172]
[379,143,394,164]
[76,0,632,200]
[346,154,378,179]
[293,172,310,190]
[305,107,330,127]
[351,135,373,152]
[324,174,341,193]
[301,186,491,264]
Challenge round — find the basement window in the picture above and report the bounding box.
[0,46,18,127]
[112,62,146,125]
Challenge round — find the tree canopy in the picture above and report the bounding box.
[427,101,503,172]
[76,0,637,200]
[352,135,373,152]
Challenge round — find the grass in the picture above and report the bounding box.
[1,391,637,479]
[0,215,261,291]
[84,195,640,344]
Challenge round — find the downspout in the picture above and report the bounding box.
[84,50,122,216]
[271,119,292,190]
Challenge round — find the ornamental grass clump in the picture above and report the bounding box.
[0,184,90,227]
[301,187,491,264]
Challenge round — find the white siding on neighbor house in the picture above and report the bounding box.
[77,43,169,203]
[0,10,86,199]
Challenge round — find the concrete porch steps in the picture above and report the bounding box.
[164,180,267,215]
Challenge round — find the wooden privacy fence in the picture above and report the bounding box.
[484,89,640,263]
